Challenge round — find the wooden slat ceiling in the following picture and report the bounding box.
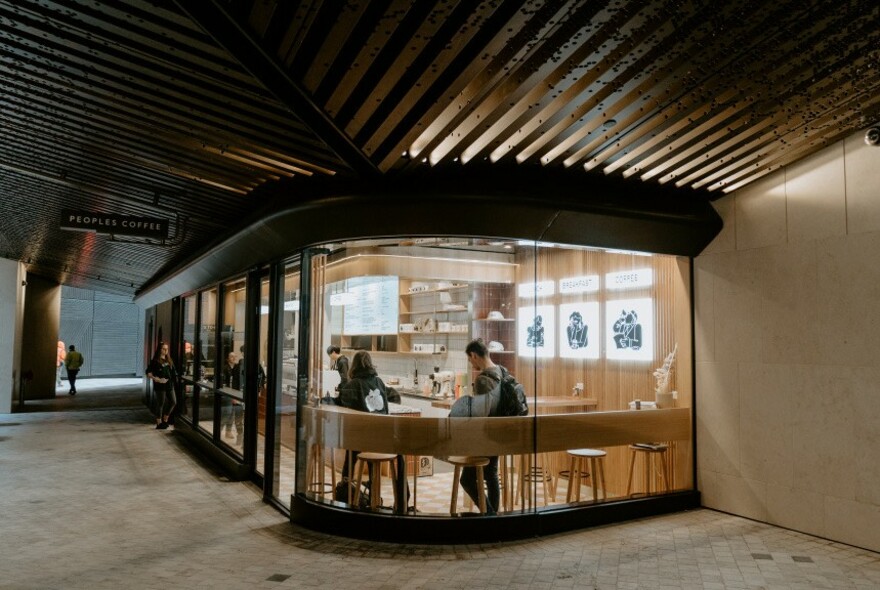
[1,0,878,297]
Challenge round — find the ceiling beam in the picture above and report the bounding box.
[173,0,380,179]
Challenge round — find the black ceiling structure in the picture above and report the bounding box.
[0,0,877,297]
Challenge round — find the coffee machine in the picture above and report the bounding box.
[429,369,455,397]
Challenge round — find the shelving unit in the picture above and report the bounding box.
[471,283,517,368]
[398,280,471,354]
[329,279,516,360]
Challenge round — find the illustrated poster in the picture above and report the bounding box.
[558,302,600,359]
[605,298,653,360]
[518,305,555,358]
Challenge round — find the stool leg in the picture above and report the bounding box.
[412,455,418,514]
[316,445,325,494]
[644,451,651,494]
[347,451,355,504]
[330,449,336,492]
[451,466,461,515]
[354,459,365,506]
[389,457,399,510]
[476,466,486,514]
[598,459,607,500]
[589,457,598,503]
[626,449,636,497]
[659,451,671,493]
[370,466,381,510]
[566,456,577,503]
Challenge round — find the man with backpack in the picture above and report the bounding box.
[462,338,504,515]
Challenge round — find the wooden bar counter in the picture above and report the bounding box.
[304,403,688,459]
[429,395,597,413]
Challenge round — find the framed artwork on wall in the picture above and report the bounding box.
[558,302,600,359]
[605,298,654,361]
[518,304,555,358]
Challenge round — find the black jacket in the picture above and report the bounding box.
[339,372,389,414]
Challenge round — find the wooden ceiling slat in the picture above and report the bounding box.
[370,0,540,169]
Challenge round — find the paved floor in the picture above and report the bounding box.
[2,386,880,589]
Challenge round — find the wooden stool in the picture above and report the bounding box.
[626,444,670,497]
[353,452,399,510]
[305,444,336,496]
[516,453,556,507]
[448,456,490,515]
[565,448,607,503]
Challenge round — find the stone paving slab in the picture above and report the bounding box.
[1,408,879,590]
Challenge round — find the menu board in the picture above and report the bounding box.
[343,276,399,335]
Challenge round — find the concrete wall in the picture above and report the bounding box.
[60,287,145,377]
[695,131,880,552]
[21,274,61,399]
[0,258,25,413]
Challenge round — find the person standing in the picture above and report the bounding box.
[146,342,177,429]
[56,340,66,388]
[220,351,240,441]
[326,345,350,387]
[64,344,84,395]
[462,338,503,515]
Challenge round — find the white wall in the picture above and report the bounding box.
[695,131,880,552]
[0,258,26,413]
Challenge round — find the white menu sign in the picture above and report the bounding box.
[343,276,399,335]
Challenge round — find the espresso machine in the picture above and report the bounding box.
[429,369,455,397]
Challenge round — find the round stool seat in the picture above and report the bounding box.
[628,444,667,453]
[567,448,607,459]
[447,455,490,467]
[357,452,398,462]
[565,448,607,503]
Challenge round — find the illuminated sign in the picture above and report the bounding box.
[60,209,169,239]
[605,269,653,290]
[518,305,555,358]
[559,275,600,294]
[558,302,600,359]
[605,298,654,360]
[518,281,555,298]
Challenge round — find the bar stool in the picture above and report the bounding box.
[564,448,606,502]
[353,452,399,510]
[517,453,556,507]
[448,456,489,515]
[625,444,670,497]
[305,443,336,496]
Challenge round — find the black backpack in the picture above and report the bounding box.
[494,367,529,416]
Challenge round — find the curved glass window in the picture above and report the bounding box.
[296,238,693,517]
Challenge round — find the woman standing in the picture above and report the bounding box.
[147,342,177,429]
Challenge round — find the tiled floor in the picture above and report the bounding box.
[3,385,880,589]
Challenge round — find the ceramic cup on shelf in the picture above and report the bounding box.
[656,391,675,408]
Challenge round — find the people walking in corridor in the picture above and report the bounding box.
[56,340,66,387]
[64,344,84,395]
[147,342,177,429]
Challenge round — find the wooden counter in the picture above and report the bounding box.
[429,395,597,413]
[303,404,689,456]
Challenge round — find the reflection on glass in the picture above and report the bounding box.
[220,278,247,453]
[180,295,196,419]
[255,276,269,478]
[196,288,217,435]
[273,266,300,501]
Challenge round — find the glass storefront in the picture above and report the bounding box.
[171,236,694,536]
[299,238,692,516]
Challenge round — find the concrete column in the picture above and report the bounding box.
[0,258,26,414]
[21,274,61,399]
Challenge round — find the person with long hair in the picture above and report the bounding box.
[147,342,177,429]
[337,351,394,507]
